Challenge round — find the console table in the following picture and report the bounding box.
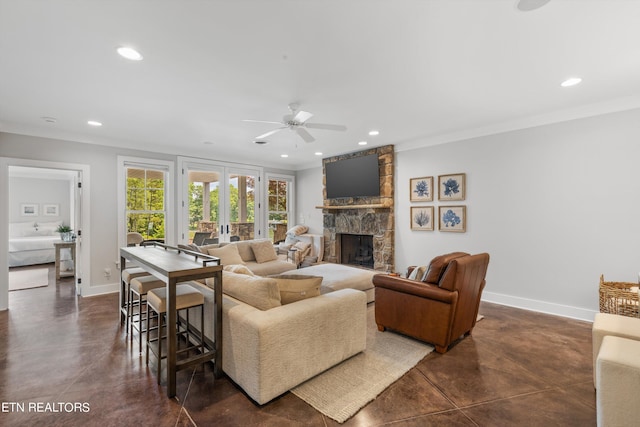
[119,243,223,397]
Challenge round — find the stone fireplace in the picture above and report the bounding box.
[318,145,394,272]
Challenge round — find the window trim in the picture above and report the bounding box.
[117,156,175,252]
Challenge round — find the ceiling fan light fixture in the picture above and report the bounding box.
[561,77,582,87]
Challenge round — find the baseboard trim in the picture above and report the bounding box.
[81,282,119,297]
[482,291,597,323]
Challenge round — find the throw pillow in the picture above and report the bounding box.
[274,275,322,305]
[407,265,427,281]
[223,264,255,276]
[299,256,318,268]
[222,271,281,310]
[251,240,278,263]
[207,244,245,266]
[286,224,309,237]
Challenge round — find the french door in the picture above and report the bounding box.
[178,158,262,244]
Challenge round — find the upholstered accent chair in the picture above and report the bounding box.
[372,252,490,353]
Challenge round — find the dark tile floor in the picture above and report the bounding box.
[1,265,596,426]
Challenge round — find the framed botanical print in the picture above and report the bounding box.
[438,173,465,201]
[410,176,434,202]
[411,206,434,231]
[439,206,466,232]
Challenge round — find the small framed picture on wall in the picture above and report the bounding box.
[410,177,434,202]
[43,204,59,216]
[438,173,465,201]
[439,206,466,232]
[20,203,38,216]
[411,206,434,231]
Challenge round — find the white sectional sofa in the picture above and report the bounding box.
[188,270,367,405]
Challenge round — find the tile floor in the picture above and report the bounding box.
[1,265,597,426]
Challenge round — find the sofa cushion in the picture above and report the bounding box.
[222,271,281,310]
[274,274,322,305]
[208,244,245,265]
[223,264,255,276]
[251,240,278,263]
[233,240,258,262]
[423,252,469,284]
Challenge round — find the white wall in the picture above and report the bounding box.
[9,176,71,226]
[297,108,640,321]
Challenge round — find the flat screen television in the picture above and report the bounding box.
[325,153,380,199]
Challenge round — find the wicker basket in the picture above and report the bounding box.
[599,274,640,317]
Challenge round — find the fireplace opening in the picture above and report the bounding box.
[339,234,374,269]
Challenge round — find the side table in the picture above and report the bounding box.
[54,241,76,282]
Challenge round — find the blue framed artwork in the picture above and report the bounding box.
[438,173,465,201]
[410,176,433,202]
[439,206,466,232]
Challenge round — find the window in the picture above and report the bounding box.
[117,156,174,249]
[267,174,294,243]
[126,167,166,240]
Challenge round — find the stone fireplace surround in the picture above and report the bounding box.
[318,145,394,272]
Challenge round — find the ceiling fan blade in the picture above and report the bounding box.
[256,127,287,139]
[304,123,347,131]
[296,127,315,143]
[293,110,313,124]
[242,119,284,125]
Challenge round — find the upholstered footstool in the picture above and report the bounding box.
[596,335,640,426]
[592,312,640,386]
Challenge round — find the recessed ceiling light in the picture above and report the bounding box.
[314,152,323,156]
[561,77,582,87]
[368,130,379,136]
[117,46,143,61]
[358,141,368,146]
[254,140,268,145]
[280,154,289,158]
[203,141,213,145]
[41,116,57,123]
[87,120,102,127]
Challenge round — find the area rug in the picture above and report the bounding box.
[291,305,433,423]
[8,268,49,291]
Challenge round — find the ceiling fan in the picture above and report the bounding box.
[242,103,347,143]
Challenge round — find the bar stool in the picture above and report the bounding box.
[146,283,205,384]
[129,275,165,353]
[122,267,151,333]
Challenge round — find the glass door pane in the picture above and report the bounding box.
[268,178,290,243]
[187,168,223,244]
[227,171,257,242]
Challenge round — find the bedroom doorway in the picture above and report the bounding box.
[1,158,90,310]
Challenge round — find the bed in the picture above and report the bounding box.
[8,221,63,267]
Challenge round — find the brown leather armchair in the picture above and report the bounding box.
[372,252,490,353]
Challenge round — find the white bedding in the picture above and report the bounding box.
[8,235,62,267]
[9,235,62,252]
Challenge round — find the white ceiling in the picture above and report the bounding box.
[1,0,639,170]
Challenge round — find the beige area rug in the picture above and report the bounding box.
[291,305,434,423]
[8,268,49,291]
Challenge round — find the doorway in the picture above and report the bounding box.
[1,158,90,310]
